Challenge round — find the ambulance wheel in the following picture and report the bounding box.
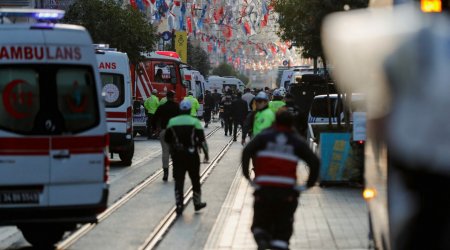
[19,224,66,248]
[119,143,134,166]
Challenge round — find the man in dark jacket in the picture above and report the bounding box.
[203,90,215,128]
[242,109,320,250]
[231,92,248,141]
[153,90,179,181]
[221,94,233,136]
[164,100,209,215]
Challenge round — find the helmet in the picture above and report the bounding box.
[180,100,192,111]
[188,90,193,96]
[273,89,282,97]
[255,91,269,101]
[152,89,158,94]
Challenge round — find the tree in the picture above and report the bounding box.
[212,63,236,77]
[187,41,211,77]
[211,63,249,85]
[274,0,368,68]
[63,0,157,64]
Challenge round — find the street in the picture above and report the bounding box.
[0,121,368,250]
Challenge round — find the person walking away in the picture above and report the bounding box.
[153,90,179,181]
[212,89,222,119]
[144,89,160,139]
[269,89,286,113]
[221,94,233,136]
[242,88,255,112]
[242,110,320,250]
[203,90,214,128]
[284,93,302,134]
[231,92,248,141]
[241,91,275,145]
[164,100,209,215]
[183,91,200,117]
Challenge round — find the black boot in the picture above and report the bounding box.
[193,191,207,211]
[175,190,184,216]
[162,169,168,182]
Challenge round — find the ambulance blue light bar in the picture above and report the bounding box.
[0,8,65,21]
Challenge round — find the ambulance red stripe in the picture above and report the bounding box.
[106,112,127,119]
[0,137,49,150]
[52,135,108,149]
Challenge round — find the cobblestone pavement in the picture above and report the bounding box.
[206,163,369,250]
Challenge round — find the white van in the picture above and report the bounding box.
[96,47,134,166]
[0,9,108,247]
[308,93,365,124]
[206,75,244,94]
[189,70,206,117]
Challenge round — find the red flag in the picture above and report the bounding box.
[142,0,150,6]
[222,26,232,39]
[261,14,269,27]
[244,21,251,35]
[270,44,277,55]
[214,6,224,22]
[130,0,137,8]
[208,43,213,52]
[187,17,193,33]
[221,46,227,53]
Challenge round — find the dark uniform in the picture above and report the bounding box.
[221,95,233,136]
[242,111,320,250]
[231,92,248,141]
[164,101,209,215]
[153,90,179,181]
[203,91,215,128]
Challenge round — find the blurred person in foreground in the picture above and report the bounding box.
[241,109,320,250]
[383,4,450,249]
[164,100,209,215]
[322,2,450,249]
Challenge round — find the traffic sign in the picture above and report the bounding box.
[161,31,172,41]
[282,60,288,66]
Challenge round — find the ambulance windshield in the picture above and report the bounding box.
[0,65,100,135]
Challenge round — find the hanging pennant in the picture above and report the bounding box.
[130,0,137,9]
[187,17,193,33]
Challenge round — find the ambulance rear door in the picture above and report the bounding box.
[0,34,51,207]
[44,29,107,207]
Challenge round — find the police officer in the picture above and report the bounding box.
[221,94,233,136]
[203,90,215,128]
[231,92,248,141]
[269,89,286,113]
[242,91,275,145]
[241,109,320,250]
[153,90,179,181]
[183,91,200,117]
[144,89,160,139]
[164,100,209,215]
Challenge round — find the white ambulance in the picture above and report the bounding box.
[0,9,109,247]
[95,45,134,166]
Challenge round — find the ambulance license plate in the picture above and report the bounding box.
[0,191,40,204]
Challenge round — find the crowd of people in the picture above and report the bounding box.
[141,85,318,250]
